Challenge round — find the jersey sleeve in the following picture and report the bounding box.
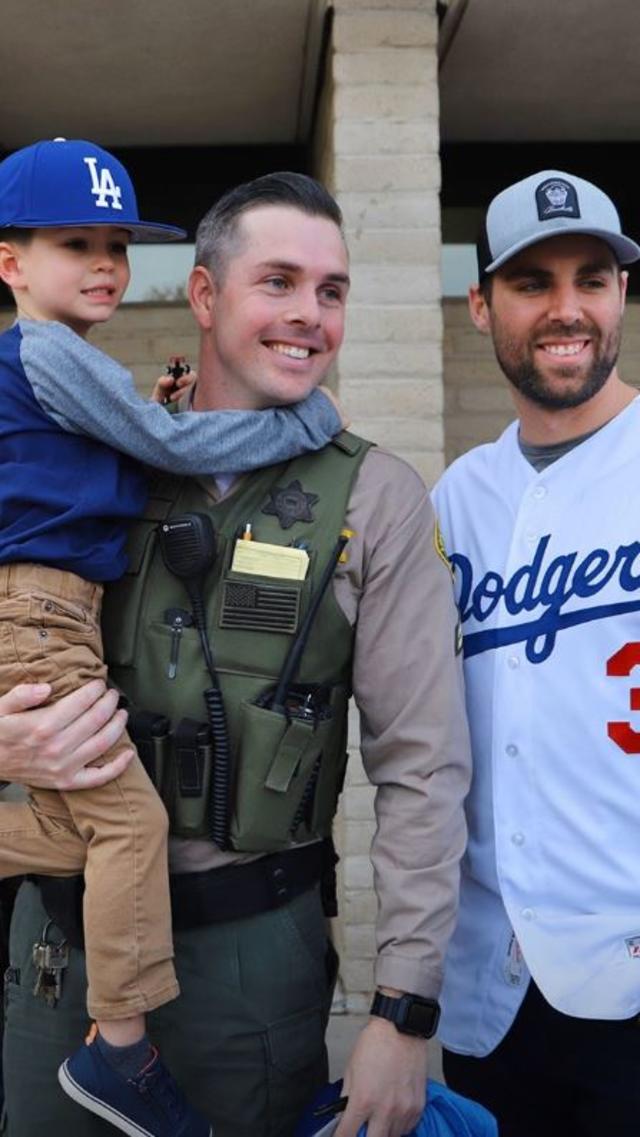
[19,319,342,475]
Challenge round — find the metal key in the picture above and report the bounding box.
[32,922,69,1008]
[33,944,69,1006]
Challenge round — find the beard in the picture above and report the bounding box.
[492,320,621,410]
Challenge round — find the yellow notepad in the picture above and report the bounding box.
[231,540,309,580]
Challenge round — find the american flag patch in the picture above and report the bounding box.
[625,935,640,959]
[220,579,300,633]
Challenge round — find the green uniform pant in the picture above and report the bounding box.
[2,880,336,1137]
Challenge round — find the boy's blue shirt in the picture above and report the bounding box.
[0,319,341,581]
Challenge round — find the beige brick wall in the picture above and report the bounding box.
[443,297,640,464]
[443,298,514,465]
[0,302,198,392]
[313,0,442,1011]
[92,304,199,392]
[315,1,442,485]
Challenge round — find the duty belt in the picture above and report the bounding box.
[29,838,335,949]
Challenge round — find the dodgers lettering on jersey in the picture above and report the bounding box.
[433,401,640,1056]
[456,532,640,666]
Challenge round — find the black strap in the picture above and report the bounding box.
[169,840,328,931]
[29,838,336,945]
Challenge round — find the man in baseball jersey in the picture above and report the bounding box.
[433,170,640,1136]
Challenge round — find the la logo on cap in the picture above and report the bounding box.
[535,177,580,222]
[83,156,123,211]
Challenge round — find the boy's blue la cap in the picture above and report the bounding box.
[0,138,186,243]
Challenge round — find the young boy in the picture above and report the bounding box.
[0,138,343,1137]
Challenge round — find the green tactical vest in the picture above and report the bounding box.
[102,432,371,853]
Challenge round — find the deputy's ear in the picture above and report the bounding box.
[468,283,491,335]
[187,265,216,330]
[0,242,24,289]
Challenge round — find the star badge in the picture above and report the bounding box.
[261,480,319,529]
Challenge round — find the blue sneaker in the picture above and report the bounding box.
[58,1030,212,1137]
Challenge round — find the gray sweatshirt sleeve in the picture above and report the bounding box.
[19,319,341,474]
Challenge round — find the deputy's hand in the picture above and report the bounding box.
[150,369,197,405]
[335,1018,428,1137]
[319,385,350,431]
[0,680,133,790]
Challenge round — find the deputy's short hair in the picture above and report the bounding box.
[195,171,343,281]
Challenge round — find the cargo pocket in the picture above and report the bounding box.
[265,1005,328,1136]
[267,1005,326,1075]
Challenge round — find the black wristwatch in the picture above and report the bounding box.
[370,991,441,1039]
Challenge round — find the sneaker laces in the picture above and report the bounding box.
[133,1051,187,1124]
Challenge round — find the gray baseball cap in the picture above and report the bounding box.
[477,170,640,279]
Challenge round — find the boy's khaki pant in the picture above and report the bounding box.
[0,562,179,1020]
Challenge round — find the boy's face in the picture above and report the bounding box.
[6,226,131,336]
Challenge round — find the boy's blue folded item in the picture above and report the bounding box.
[294,1078,498,1137]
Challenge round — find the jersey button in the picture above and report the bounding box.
[507,656,520,669]
[511,832,525,846]
[521,907,536,921]
[506,744,519,757]
[533,486,546,500]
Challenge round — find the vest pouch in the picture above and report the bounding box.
[127,709,171,794]
[230,701,334,853]
[163,718,213,838]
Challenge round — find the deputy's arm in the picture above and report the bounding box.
[334,450,471,1137]
[0,681,132,790]
[338,1016,428,1137]
[20,319,342,473]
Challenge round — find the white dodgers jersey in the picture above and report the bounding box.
[433,399,640,1056]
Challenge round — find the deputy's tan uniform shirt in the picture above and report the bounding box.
[170,447,472,1000]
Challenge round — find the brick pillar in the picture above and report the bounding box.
[312,1,442,1010]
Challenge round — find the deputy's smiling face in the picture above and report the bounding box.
[194,205,349,410]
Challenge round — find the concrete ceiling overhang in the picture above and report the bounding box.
[440,0,640,142]
[0,0,328,150]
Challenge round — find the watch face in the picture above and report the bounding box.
[370,992,441,1039]
[403,997,440,1037]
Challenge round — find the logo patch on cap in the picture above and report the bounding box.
[83,156,123,211]
[536,177,580,222]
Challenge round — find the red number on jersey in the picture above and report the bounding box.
[606,643,640,753]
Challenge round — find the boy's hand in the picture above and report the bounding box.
[151,368,197,405]
[319,385,350,431]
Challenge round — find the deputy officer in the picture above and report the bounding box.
[0,172,471,1137]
